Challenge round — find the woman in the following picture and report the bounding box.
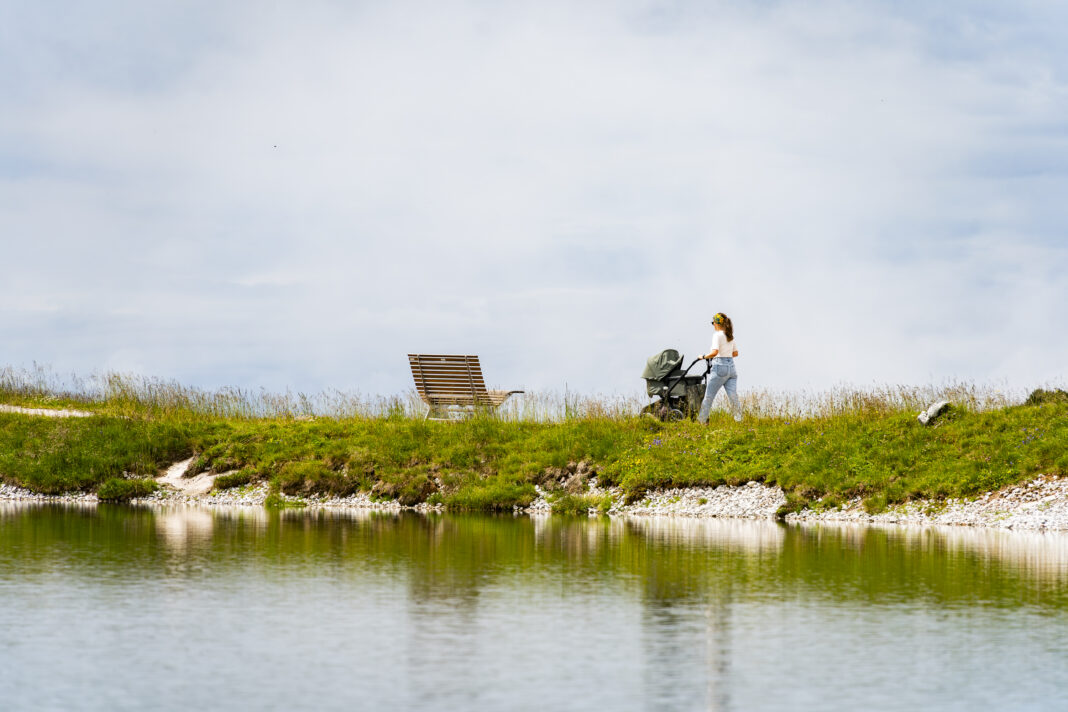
[698,313,742,423]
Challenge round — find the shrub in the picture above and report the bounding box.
[775,491,809,519]
[98,478,158,502]
[445,479,536,511]
[862,493,890,514]
[371,472,437,506]
[550,492,614,516]
[550,493,594,516]
[1025,389,1068,406]
[273,460,360,497]
[214,468,256,490]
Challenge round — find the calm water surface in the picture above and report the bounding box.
[1,504,1066,711]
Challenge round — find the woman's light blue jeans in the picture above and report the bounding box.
[699,357,741,423]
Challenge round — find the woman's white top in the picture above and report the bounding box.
[710,331,736,357]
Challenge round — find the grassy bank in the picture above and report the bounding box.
[0,368,1065,513]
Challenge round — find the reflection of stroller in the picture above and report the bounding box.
[641,349,711,421]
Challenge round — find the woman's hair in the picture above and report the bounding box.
[714,313,734,342]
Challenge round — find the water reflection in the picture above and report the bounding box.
[1,505,1066,711]
[624,516,786,552]
[800,522,1068,576]
[3,505,1067,602]
[156,506,216,551]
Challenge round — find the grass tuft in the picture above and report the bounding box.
[444,478,536,511]
[550,492,614,516]
[214,469,256,490]
[97,478,158,502]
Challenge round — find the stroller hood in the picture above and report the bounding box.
[642,349,684,382]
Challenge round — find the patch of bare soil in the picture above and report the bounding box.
[156,457,218,497]
[0,404,93,418]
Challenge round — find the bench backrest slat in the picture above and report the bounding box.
[408,354,492,405]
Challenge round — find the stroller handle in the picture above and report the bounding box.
[683,357,712,376]
[664,357,711,393]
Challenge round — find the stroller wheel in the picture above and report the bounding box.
[642,402,685,422]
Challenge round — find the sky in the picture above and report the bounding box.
[2,0,1066,398]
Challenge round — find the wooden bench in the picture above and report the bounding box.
[407,354,524,420]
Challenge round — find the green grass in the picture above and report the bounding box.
[214,469,256,490]
[443,477,537,511]
[0,413,199,494]
[602,403,1068,513]
[97,477,158,502]
[549,491,615,516]
[0,367,1064,513]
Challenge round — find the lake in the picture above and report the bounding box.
[1,504,1066,711]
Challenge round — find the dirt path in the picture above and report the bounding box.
[0,404,93,418]
[156,457,219,497]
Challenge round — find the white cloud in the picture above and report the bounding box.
[1,0,1065,396]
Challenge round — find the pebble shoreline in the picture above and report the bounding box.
[784,474,1068,531]
[3,474,1067,531]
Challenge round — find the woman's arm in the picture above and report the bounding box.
[732,349,739,357]
[705,349,719,359]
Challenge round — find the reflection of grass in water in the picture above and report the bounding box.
[263,492,306,509]
[0,365,1065,515]
[3,508,1065,609]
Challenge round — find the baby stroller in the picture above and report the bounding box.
[641,349,711,421]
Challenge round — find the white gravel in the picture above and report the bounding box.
[524,474,1068,531]
[527,474,785,519]
[0,482,98,503]
[135,481,445,512]
[137,481,272,507]
[623,481,786,519]
[3,460,1067,531]
[786,474,1068,531]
